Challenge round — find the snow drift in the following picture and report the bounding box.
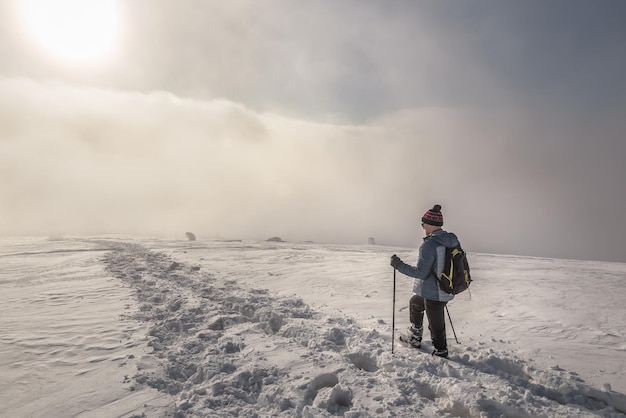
[1,237,625,417]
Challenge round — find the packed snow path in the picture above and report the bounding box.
[103,241,626,417]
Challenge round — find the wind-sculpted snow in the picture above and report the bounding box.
[101,241,626,417]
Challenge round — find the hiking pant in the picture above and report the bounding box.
[409,294,447,351]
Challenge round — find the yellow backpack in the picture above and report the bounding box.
[438,246,472,294]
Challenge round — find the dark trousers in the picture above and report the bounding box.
[410,294,448,351]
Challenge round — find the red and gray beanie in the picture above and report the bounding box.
[422,204,444,226]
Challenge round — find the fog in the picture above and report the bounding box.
[0,78,416,243]
[1,1,626,262]
[2,78,625,262]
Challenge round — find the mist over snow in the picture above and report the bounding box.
[0,78,394,243]
[2,77,626,262]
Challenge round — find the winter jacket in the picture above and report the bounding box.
[395,229,460,302]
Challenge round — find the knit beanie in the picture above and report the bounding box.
[422,204,444,226]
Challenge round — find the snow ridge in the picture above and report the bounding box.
[103,242,626,417]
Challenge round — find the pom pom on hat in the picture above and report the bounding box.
[422,204,444,226]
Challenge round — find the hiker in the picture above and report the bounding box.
[390,204,461,358]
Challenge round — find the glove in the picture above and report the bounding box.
[390,254,403,269]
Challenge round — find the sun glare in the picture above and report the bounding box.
[16,0,121,64]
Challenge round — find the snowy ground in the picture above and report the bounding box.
[1,236,625,417]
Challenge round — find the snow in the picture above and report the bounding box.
[1,236,625,417]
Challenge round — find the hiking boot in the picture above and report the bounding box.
[408,326,422,348]
[432,348,449,358]
[407,334,421,349]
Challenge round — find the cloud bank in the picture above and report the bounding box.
[0,78,407,244]
[2,77,626,262]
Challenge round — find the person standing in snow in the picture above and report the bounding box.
[390,204,461,358]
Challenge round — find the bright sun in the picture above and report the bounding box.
[16,0,122,64]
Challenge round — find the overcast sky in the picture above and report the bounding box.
[1,0,626,262]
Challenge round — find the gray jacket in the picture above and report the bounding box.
[395,229,460,302]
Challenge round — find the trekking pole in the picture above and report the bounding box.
[392,267,396,354]
[445,305,460,344]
